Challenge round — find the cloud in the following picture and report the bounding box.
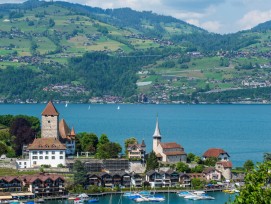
[161,0,225,12]
[201,21,221,32]
[238,10,271,30]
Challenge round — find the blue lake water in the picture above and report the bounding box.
[47,192,235,204]
[0,104,270,167]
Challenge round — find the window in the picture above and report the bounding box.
[39,151,43,154]
[46,151,49,155]
[24,162,26,165]
[60,151,63,154]
[52,156,55,160]
[52,151,55,155]
[60,156,63,159]
[39,156,43,159]
[33,161,37,165]
[32,151,37,155]
[32,156,38,159]
[48,121,50,123]
[45,156,49,159]
[19,162,21,165]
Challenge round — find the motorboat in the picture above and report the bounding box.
[178,191,192,197]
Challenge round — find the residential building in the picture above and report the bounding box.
[59,119,76,155]
[203,167,222,181]
[152,117,187,163]
[127,140,146,160]
[21,173,65,197]
[215,161,232,180]
[179,173,191,188]
[145,170,163,188]
[131,173,143,187]
[202,148,230,161]
[0,177,22,192]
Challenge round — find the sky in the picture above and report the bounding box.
[2,0,271,34]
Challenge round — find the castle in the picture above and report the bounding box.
[16,101,76,168]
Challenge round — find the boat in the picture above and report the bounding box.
[65,103,68,108]
[123,192,140,199]
[148,195,165,202]
[86,198,99,203]
[183,191,215,200]
[117,106,120,110]
[134,195,149,202]
[73,197,83,204]
[223,189,235,194]
[88,105,90,110]
[178,191,192,197]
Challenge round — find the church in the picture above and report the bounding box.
[16,101,76,169]
[152,117,187,163]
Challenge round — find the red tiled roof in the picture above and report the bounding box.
[27,138,66,150]
[160,142,182,149]
[216,161,232,168]
[42,101,59,116]
[164,151,186,156]
[22,174,64,184]
[0,176,20,183]
[203,167,216,174]
[59,119,75,141]
[203,148,228,158]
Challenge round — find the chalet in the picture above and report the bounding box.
[21,174,65,197]
[145,170,163,188]
[179,173,191,188]
[0,177,21,192]
[215,161,233,180]
[202,148,230,161]
[131,173,143,187]
[152,117,187,163]
[203,167,222,181]
[87,174,102,186]
[98,173,113,188]
[127,140,146,160]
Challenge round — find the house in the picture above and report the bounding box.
[215,161,233,180]
[98,173,113,188]
[152,117,187,163]
[202,148,230,161]
[16,101,77,168]
[131,173,143,187]
[203,167,221,181]
[21,173,65,197]
[127,140,146,161]
[120,172,131,187]
[145,170,163,188]
[179,173,191,188]
[167,170,180,187]
[87,174,102,186]
[0,177,22,192]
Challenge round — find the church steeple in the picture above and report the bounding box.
[153,116,162,138]
[153,116,162,153]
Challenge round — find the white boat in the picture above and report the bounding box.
[117,106,120,110]
[178,191,192,197]
[65,103,68,108]
[148,195,165,202]
[134,195,149,202]
[88,105,90,110]
[183,191,215,200]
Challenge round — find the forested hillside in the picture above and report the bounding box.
[0,0,270,103]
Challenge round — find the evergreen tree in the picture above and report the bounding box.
[145,151,159,172]
[73,160,87,187]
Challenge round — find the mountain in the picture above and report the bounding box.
[251,20,271,32]
[0,0,270,104]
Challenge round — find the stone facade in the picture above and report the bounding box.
[41,115,59,138]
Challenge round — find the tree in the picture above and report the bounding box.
[263,153,271,162]
[145,151,159,172]
[232,161,271,203]
[176,162,190,173]
[98,134,109,146]
[96,142,122,159]
[243,160,254,171]
[204,157,218,167]
[9,118,36,156]
[124,137,137,156]
[191,178,205,190]
[73,160,87,187]
[187,153,196,163]
[78,132,98,154]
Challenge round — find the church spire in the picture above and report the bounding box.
[153,116,161,138]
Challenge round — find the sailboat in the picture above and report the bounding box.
[88,105,90,110]
[65,103,68,108]
[117,106,120,110]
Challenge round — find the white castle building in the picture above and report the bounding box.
[16,101,76,169]
[152,117,187,163]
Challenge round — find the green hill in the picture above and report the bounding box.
[0,0,270,103]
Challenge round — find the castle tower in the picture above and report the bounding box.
[153,117,162,153]
[41,101,59,139]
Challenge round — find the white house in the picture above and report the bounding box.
[152,117,186,163]
[202,148,230,161]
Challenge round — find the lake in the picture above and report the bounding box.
[0,103,270,167]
